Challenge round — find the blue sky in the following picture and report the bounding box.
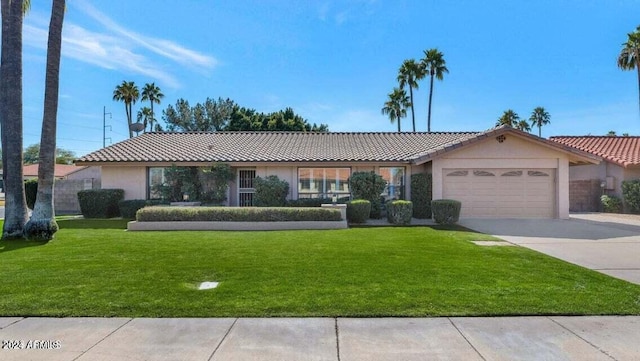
[23,0,640,157]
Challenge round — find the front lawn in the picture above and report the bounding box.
[0,219,639,317]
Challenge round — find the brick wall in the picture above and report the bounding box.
[569,179,601,212]
[54,178,101,214]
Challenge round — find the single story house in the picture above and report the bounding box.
[550,136,640,212]
[23,163,100,181]
[75,126,599,219]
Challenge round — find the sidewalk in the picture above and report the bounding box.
[1,316,639,360]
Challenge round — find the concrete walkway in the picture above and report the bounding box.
[1,316,639,360]
[459,214,640,285]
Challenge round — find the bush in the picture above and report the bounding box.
[136,206,341,222]
[254,175,289,207]
[411,173,432,218]
[622,179,640,213]
[431,199,462,225]
[286,198,331,207]
[24,179,38,209]
[201,163,235,204]
[600,194,622,213]
[153,165,202,202]
[77,189,125,218]
[118,199,167,219]
[346,199,371,223]
[349,172,386,219]
[386,200,413,225]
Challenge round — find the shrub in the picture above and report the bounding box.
[118,199,167,219]
[411,173,432,219]
[287,198,331,207]
[600,194,622,213]
[136,206,341,222]
[77,189,125,218]
[346,199,371,223]
[386,200,413,225]
[349,172,386,219]
[201,163,235,204]
[254,175,289,207]
[622,179,640,213]
[24,179,38,209]
[153,165,202,202]
[431,199,462,225]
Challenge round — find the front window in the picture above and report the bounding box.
[298,168,350,199]
[379,167,405,201]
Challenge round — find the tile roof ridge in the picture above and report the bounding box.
[550,135,640,139]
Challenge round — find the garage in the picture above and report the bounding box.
[442,168,556,218]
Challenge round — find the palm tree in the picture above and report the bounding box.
[420,48,449,132]
[529,106,551,137]
[113,81,139,138]
[397,59,423,132]
[496,109,520,127]
[137,106,153,132]
[381,88,410,132]
[141,82,163,132]
[0,0,29,239]
[618,25,640,114]
[24,0,65,241]
[515,120,532,132]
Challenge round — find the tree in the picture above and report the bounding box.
[24,0,65,241]
[381,87,410,132]
[137,107,152,132]
[113,81,139,138]
[529,106,551,137]
[0,0,29,239]
[397,59,423,132]
[23,144,75,165]
[618,25,640,114]
[421,48,448,132]
[141,82,163,132]
[515,120,532,132]
[496,109,520,127]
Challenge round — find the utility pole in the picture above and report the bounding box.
[103,106,112,148]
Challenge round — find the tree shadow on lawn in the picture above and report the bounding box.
[0,239,48,254]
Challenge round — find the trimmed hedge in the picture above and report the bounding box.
[254,175,289,207]
[346,199,371,223]
[118,199,167,219]
[77,189,125,218]
[286,198,332,207]
[24,179,38,209]
[349,171,386,219]
[622,179,640,213]
[410,173,432,218]
[136,206,342,222]
[386,200,413,225]
[431,199,461,225]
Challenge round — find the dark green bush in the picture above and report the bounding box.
[346,199,371,223]
[24,179,38,209]
[386,200,413,225]
[349,172,386,219]
[622,179,640,213]
[136,206,341,222]
[118,199,167,219]
[411,173,432,218]
[77,189,125,218]
[431,199,462,225]
[254,175,289,207]
[600,195,622,213]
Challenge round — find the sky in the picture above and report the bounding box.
[22,0,640,157]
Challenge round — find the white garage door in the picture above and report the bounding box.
[442,168,555,218]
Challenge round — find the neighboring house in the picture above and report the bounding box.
[550,136,640,212]
[75,126,599,219]
[22,164,102,214]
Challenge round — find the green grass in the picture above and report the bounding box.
[0,218,639,317]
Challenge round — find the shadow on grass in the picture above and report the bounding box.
[57,218,129,230]
[0,239,48,253]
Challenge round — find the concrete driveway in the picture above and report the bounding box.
[459,213,640,285]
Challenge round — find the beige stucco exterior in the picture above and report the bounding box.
[569,161,640,198]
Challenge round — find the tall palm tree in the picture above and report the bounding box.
[496,109,520,127]
[397,59,423,132]
[24,0,65,241]
[137,106,153,132]
[141,82,163,131]
[421,48,449,132]
[515,120,532,132]
[0,0,29,239]
[381,88,410,132]
[113,81,139,138]
[529,106,551,137]
[618,25,640,114]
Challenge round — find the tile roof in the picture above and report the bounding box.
[76,131,482,164]
[23,164,88,178]
[549,136,640,167]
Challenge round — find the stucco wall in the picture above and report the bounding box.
[102,166,147,200]
[66,166,101,181]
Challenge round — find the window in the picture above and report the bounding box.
[298,168,350,199]
[148,167,167,199]
[379,167,405,200]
